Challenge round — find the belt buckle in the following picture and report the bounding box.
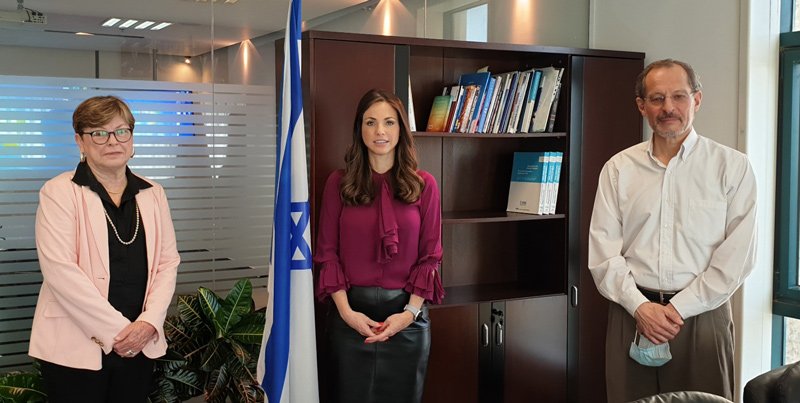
[658,291,665,304]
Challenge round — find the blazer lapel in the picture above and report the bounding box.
[83,187,110,276]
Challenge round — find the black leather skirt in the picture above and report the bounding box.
[326,286,431,403]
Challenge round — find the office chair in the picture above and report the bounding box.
[743,360,800,403]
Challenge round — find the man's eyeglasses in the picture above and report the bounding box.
[80,128,133,145]
[641,92,696,107]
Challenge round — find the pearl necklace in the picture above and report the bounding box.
[104,202,140,245]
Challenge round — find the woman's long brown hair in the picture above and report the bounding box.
[340,88,423,206]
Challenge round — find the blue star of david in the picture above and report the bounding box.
[290,201,312,270]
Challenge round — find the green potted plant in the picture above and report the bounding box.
[149,278,265,403]
[0,362,46,403]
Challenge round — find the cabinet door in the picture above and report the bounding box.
[572,55,644,403]
[423,304,480,403]
[504,296,568,403]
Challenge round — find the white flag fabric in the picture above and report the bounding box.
[257,0,319,401]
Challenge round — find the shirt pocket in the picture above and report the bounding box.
[685,199,727,246]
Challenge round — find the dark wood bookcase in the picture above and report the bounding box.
[293,30,643,403]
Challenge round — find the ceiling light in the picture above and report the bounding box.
[134,21,155,30]
[101,18,121,27]
[119,19,138,29]
[150,22,172,30]
[184,56,191,64]
[75,32,94,36]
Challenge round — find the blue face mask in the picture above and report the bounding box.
[629,333,672,367]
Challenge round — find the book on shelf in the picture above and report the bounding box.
[445,85,465,132]
[455,84,479,133]
[497,71,520,133]
[531,66,564,133]
[507,70,531,134]
[507,151,548,215]
[481,74,503,133]
[408,76,416,131]
[519,69,543,133]
[458,71,492,133]
[546,151,563,214]
[475,76,496,133]
[545,77,563,133]
[426,95,453,132]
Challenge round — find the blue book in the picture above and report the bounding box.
[458,72,492,132]
[547,152,563,214]
[499,71,519,133]
[507,152,547,214]
[520,69,543,133]
[476,77,496,133]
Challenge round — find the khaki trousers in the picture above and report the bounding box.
[605,301,734,403]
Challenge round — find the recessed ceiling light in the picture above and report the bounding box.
[134,21,155,30]
[150,22,172,30]
[119,19,138,29]
[101,18,121,27]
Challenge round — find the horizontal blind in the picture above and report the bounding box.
[0,76,275,371]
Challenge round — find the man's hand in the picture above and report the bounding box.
[634,302,684,344]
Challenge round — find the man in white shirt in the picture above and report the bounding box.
[588,59,757,402]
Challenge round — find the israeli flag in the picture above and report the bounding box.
[257,0,318,401]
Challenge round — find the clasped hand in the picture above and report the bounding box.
[634,302,684,344]
[112,320,157,358]
[340,309,414,344]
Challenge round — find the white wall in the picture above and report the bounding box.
[312,0,589,47]
[590,1,778,401]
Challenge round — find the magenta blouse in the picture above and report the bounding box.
[314,169,445,304]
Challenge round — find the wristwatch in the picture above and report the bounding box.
[404,304,422,321]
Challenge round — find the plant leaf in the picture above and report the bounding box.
[0,372,46,402]
[205,365,230,403]
[200,338,228,372]
[198,287,223,336]
[224,279,253,316]
[177,294,208,332]
[229,317,265,345]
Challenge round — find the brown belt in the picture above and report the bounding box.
[637,286,678,304]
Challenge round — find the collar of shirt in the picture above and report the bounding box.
[71,161,152,205]
[646,128,699,163]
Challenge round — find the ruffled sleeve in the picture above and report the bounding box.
[313,170,348,301]
[404,171,445,304]
[405,261,445,304]
[316,261,349,300]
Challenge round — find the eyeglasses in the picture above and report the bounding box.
[641,92,696,107]
[81,128,133,145]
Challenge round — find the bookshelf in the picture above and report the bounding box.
[295,30,644,403]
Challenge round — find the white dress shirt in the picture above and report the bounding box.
[588,129,757,319]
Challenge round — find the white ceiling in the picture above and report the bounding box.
[0,0,365,56]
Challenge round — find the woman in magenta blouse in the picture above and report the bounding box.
[314,89,444,403]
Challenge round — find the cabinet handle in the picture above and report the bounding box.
[481,323,489,347]
[495,322,503,346]
[571,285,579,307]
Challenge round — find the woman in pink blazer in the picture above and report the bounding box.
[29,96,179,403]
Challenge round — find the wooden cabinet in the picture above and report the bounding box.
[297,31,643,403]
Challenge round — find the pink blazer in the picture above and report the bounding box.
[28,171,180,370]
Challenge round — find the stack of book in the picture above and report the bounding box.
[506,151,564,215]
[425,67,564,134]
